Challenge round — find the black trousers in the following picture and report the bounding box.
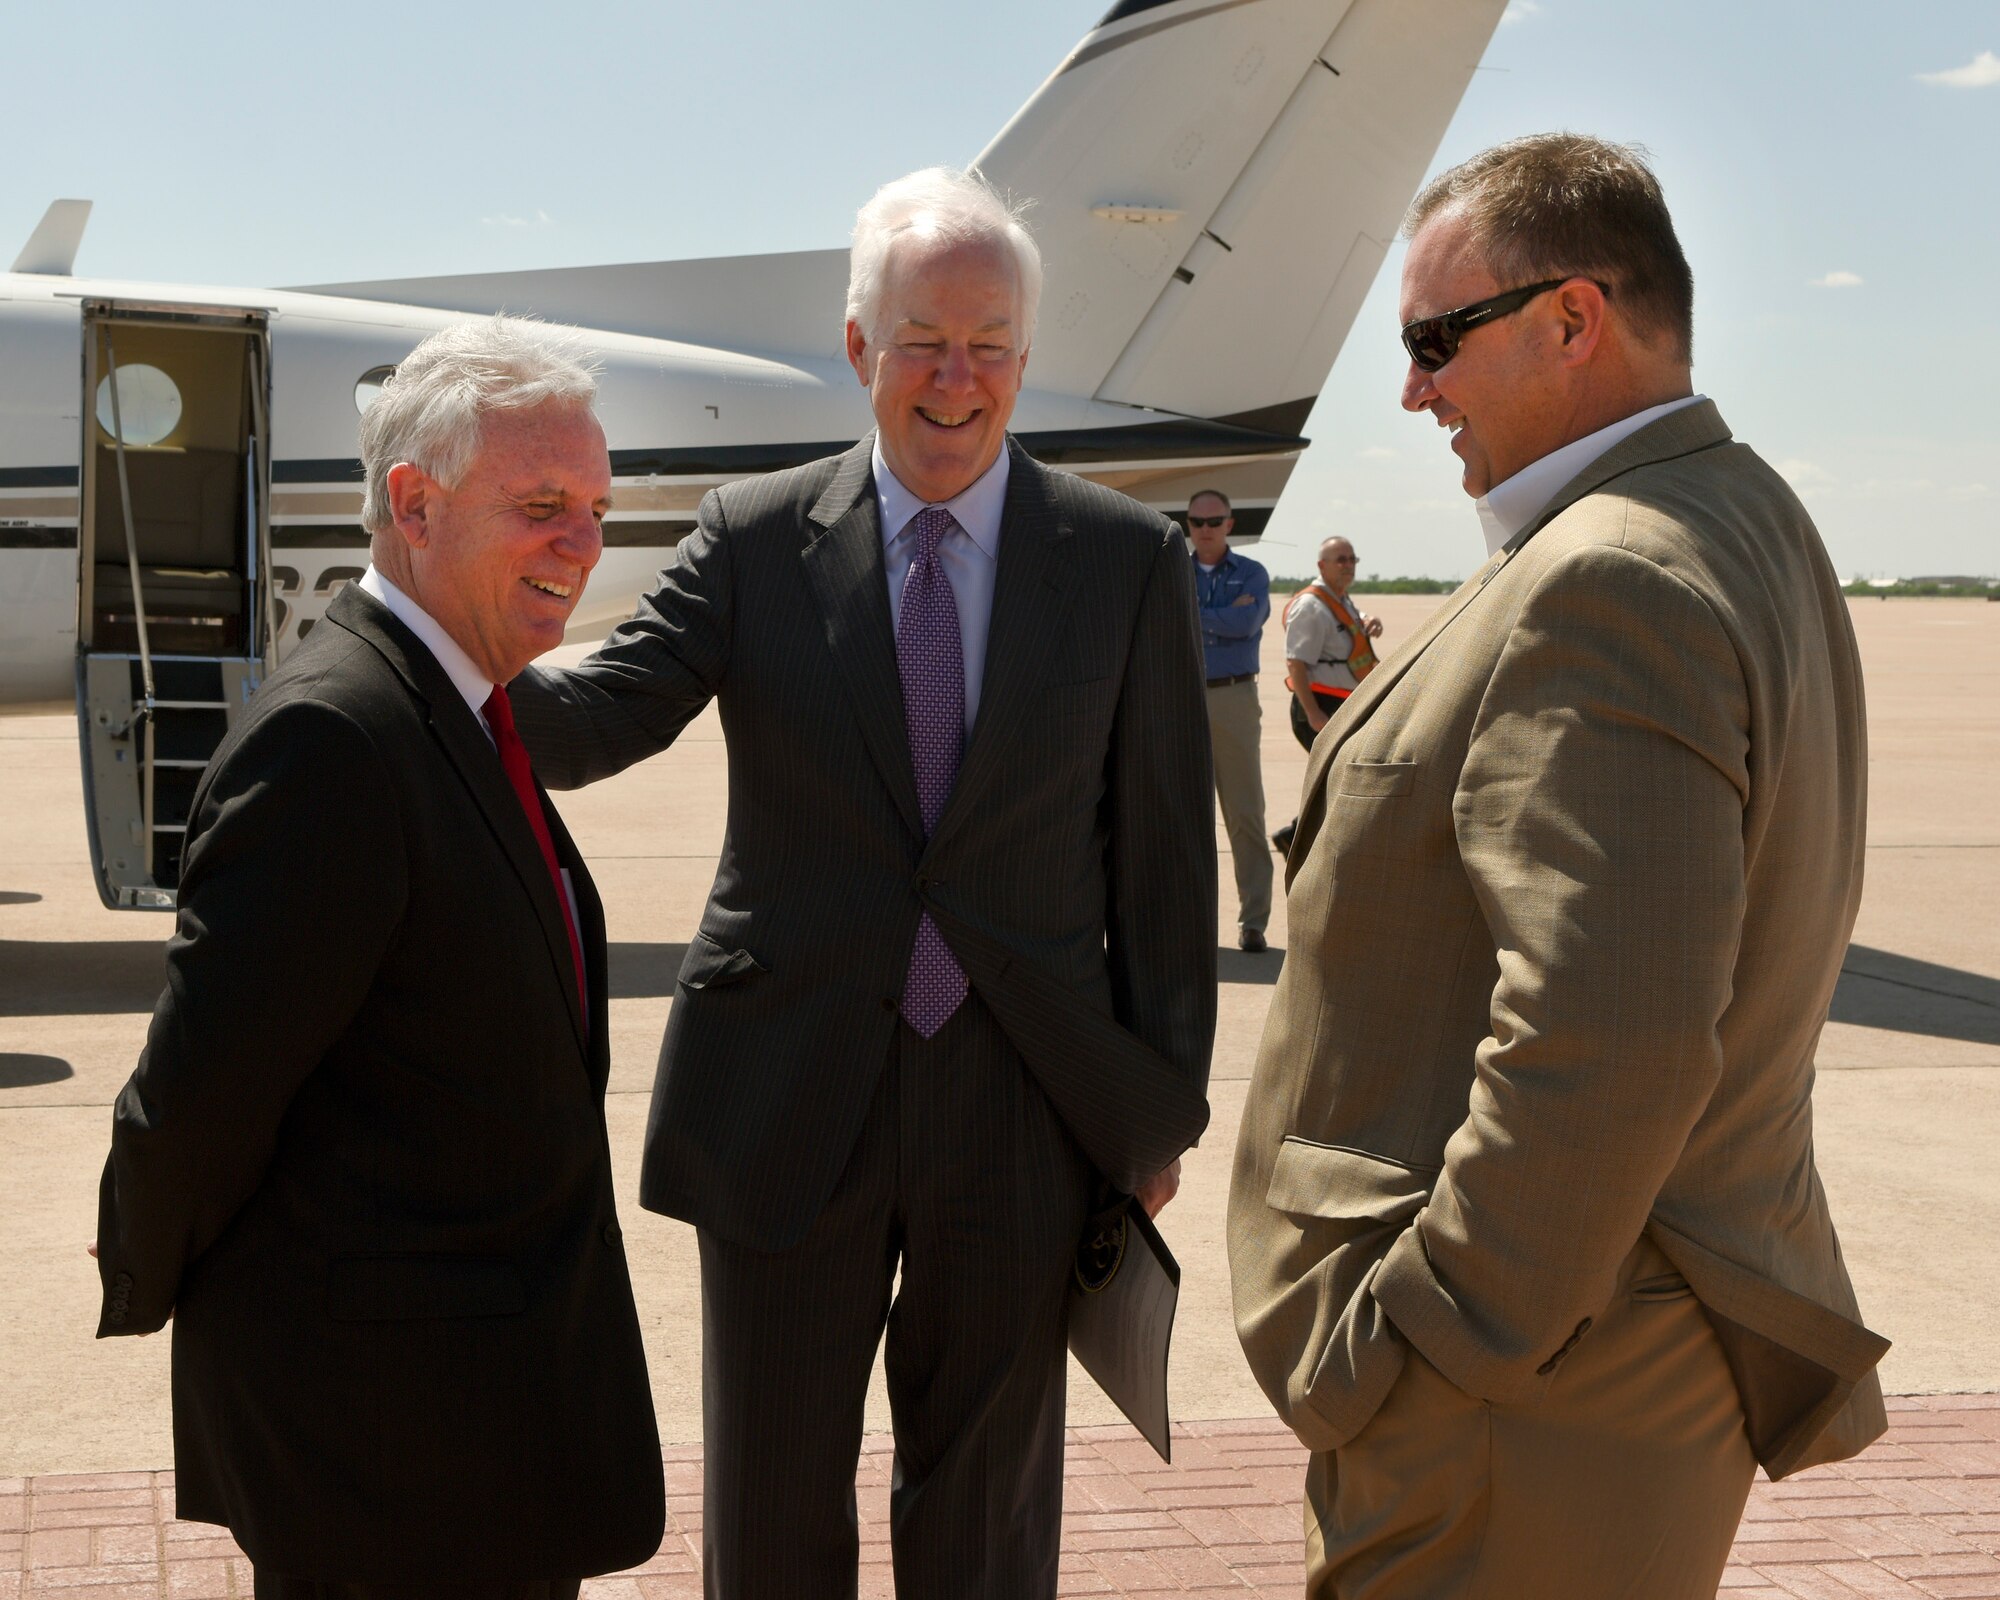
[697,995,1095,1599]
[1275,689,1349,849]
[252,1576,580,1599]
[1288,687,1347,752]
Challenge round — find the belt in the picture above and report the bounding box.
[1206,672,1257,688]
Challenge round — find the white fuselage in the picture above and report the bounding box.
[1,268,1305,708]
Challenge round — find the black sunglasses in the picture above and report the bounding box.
[1187,515,1230,528]
[1400,278,1574,373]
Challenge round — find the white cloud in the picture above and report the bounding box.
[1776,459,1832,487]
[1500,1,1544,23]
[1358,445,1398,460]
[1945,483,1992,503]
[1808,270,1863,289]
[482,209,555,229]
[1916,50,2000,88]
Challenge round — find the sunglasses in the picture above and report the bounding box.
[1187,515,1230,528]
[1400,278,1574,373]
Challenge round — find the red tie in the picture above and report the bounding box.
[481,684,587,1026]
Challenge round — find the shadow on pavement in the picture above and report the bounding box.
[0,940,693,1014]
[0,941,168,1016]
[0,1053,74,1088]
[1218,947,1284,986]
[0,891,43,906]
[606,942,688,1000]
[1831,945,2000,1046]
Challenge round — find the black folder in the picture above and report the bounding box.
[1066,1200,1182,1463]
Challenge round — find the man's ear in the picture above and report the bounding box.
[844,320,871,387]
[1555,279,1609,366]
[384,462,434,550]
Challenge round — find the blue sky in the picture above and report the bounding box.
[4,0,1993,580]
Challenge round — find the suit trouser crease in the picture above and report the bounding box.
[697,995,1093,1599]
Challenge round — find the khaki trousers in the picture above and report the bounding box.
[1206,677,1273,933]
[1306,1234,1756,1599]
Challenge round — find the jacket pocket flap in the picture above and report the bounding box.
[679,929,768,990]
[327,1255,525,1322]
[1336,760,1418,797]
[1267,1137,1435,1223]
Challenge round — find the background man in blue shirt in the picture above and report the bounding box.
[1188,490,1274,951]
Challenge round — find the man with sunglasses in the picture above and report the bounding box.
[1232,133,1886,1598]
[1186,489,1274,952]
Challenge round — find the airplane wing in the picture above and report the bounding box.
[294,0,1506,424]
[975,0,1508,429]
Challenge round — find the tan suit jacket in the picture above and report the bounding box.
[1230,401,1887,1482]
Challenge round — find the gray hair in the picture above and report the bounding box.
[360,315,602,534]
[846,166,1043,349]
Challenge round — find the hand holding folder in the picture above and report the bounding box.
[1066,1198,1182,1462]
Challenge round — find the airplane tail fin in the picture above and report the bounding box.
[12,199,93,276]
[975,0,1506,427]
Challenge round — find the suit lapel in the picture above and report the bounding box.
[800,438,926,842]
[928,443,1073,857]
[542,803,610,1092]
[1300,552,1508,798]
[1304,400,1736,795]
[327,586,589,1058]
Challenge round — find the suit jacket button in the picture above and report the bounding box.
[115,1271,134,1288]
[109,1308,127,1326]
[882,996,898,1012]
[602,1222,622,1245]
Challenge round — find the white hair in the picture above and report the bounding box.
[846,166,1043,349]
[359,315,601,534]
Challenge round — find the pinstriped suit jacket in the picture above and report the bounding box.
[1230,401,1887,1481]
[511,436,1217,1251]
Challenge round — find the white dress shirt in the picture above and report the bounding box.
[873,438,1009,732]
[1474,394,1707,557]
[358,565,495,742]
[356,565,583,943]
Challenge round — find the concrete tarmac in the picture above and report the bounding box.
[2,594,1995,1475]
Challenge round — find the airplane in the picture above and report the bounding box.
[0,0,1506,910]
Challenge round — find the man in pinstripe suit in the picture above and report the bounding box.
[509,167,1216,1597]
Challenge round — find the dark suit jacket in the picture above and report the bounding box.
[95,585,664,1582]
[511,437,1217,1250]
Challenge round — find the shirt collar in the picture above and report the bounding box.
[357,565,496,726]
[1474,394,1707,556]
[872,435,1009,561]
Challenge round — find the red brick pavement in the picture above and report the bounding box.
[7,1395,1997,1597]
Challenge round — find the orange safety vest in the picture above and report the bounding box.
[1282,583,1377,698]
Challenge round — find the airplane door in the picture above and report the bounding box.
[75,299,274,910]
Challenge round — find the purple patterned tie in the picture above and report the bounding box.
[895,505,970,1036]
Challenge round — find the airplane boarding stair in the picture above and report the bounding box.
[76,302,274,909]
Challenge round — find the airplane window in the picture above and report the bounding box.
[94,364,181,446]
[353,365,397,415]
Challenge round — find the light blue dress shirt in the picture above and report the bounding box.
[873,437,1009,733]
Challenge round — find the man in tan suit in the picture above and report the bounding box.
[1229,133,1889,1598]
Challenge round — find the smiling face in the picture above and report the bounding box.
[384,403,610,682]
[846,232,1028,503]
[1399,209,1570,499]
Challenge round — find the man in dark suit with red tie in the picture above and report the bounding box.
[94,317,663,1599]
